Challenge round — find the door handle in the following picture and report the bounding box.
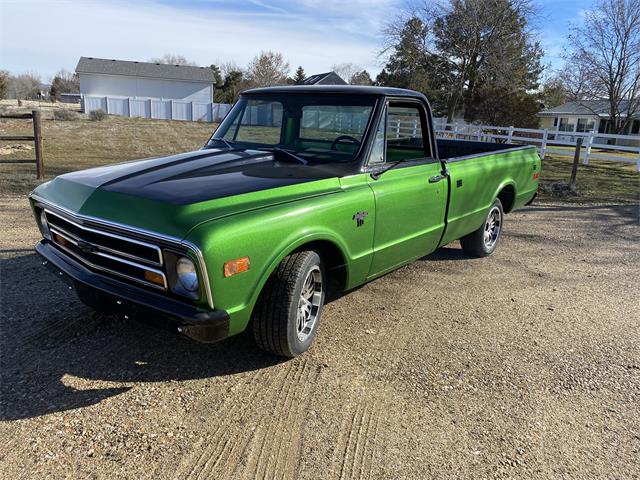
[428,169,449,183]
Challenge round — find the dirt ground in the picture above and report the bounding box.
[0,195,639,479]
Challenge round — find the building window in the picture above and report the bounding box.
[631,119,640,135]
[558,117,571,132]
[553,117,558,127]
[598,119,610,134]
[576,118,596,133]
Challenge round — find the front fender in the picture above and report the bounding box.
[185,185,375,335]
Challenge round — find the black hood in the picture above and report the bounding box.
[58,148,355,205]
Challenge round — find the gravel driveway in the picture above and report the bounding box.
[1,196,638,479]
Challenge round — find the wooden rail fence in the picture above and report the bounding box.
[0,110,44,179]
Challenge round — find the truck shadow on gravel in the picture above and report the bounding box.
[0,253,285,421]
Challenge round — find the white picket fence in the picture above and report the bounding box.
[433,121,640,172]
[82,96,232,123]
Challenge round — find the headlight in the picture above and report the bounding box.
[40,210,51,240]
[176,257,199,292]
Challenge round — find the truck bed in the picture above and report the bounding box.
[437,138,522,160]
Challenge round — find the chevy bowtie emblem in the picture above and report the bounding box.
[352,211,368,227]
[77,239,97,253]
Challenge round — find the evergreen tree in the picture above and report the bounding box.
[350,70,373,85]
[293,66,306,84]
[379,1,543,126]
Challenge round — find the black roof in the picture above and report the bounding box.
[243,85,428,100]
[76,57,214,83]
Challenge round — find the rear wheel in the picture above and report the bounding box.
[252,251,325,357]
[460,198,504,257]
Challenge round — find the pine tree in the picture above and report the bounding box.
[293,66,306,84]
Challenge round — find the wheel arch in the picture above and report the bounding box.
[249,233,351,311]
[495,182,517,213]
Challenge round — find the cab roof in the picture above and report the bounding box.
[243,85,428,100]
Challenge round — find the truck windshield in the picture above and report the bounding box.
[208,94,377,163]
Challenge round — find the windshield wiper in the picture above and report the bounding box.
[258,147,308,165]
[208,138,235,149]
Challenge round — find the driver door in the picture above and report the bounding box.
[366,101,447,278]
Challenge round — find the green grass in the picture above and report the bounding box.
[1,114,638,204]
[539,154,639,204]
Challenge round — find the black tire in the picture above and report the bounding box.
[252,250,325,357]
[460,198,504,257]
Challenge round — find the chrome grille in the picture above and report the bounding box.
[43,209,168,290]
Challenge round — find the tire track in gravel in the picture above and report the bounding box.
[175,367,271,480]
[246,359,317,480]
[331,401,382,480]
[174,359,317,480]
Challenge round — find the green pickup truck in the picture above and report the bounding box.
[30,86,539,357]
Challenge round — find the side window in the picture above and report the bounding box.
[386,103,431,162]
[368,108,386,165]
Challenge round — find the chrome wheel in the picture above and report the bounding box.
[483,206,502,249]
[296,266,322,342]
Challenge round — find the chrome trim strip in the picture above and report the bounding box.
[44,209,163,266]
[46,218,162,268]
[31,194,215,309]
[50,232,167,291]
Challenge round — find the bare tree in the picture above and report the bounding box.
[10,72,42,100]
[220,61,243,78]
[330,63,362,84]
[245,51,290,88]
[566,0,640,134]
[553,62,592,102]
[0,70,8,100]
[149,54,198,66]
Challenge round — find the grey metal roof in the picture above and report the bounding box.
[75,57,213,83]
[538,100,639,117]
[302,71,347,85]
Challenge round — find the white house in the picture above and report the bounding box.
[76,56,214,103]
[537,100,640,147]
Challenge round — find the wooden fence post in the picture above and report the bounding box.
[540,129,548,159]
[583,131,595,165]
[32,110,44,180]
[570,137,583,184]
[33,110,44,179]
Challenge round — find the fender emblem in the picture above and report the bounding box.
[352,211,368,227]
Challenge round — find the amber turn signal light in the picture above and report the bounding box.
[224,256,250,277]
[53,232,69,248]
[144,270,165,287]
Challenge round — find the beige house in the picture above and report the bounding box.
[537,100,640,146]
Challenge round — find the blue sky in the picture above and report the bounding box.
[1,0,590,82]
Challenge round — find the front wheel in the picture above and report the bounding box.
[460,198,504,257]
[252,250,325,357]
